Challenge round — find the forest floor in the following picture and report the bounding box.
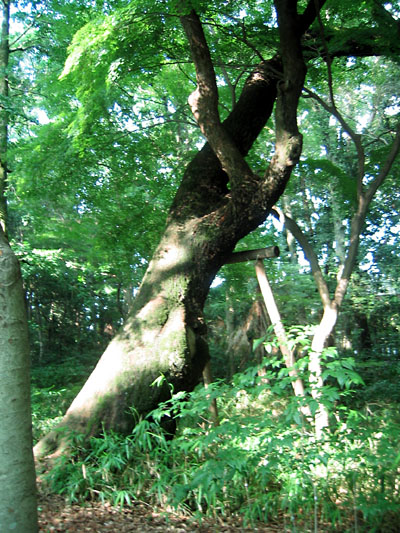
[38,489,285,532]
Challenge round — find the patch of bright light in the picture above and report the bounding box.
[360,251,374,271]
[211,275,224,288]
[35,109,50,125]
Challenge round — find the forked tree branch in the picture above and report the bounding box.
[180,10,254,193]
[272,206,332,308]
[303,87,366,197]
[335,121,400,303]
[275,120,400,311]
[178,0,326,218]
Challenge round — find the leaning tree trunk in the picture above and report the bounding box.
[35,0,323,458]
[35,64,279,455]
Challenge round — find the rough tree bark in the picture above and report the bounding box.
[34,0,323,458]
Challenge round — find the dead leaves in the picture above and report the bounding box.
[38,490,282,533]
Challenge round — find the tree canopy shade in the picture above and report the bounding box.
[33,0,400,456]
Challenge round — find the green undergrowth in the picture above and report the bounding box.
[31,356,94,443]
[38,356,400,532]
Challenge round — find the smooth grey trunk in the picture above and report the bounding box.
[0,0,10,232]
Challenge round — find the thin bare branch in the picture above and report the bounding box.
[311,5,367,196]
[9,16,38,48]
[364,122,400,204]
[303,87,365,197]
[273,206,332,307]
[204,18,265,61]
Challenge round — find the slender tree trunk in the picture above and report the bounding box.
[202,360,219,426]
[277,114,400,437]
[225,284,236,378]
[35,0,323,458]
[255,259,311,417]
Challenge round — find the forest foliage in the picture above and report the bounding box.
[3,0,400,530]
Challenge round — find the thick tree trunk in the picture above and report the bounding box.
[35,0,322,458]
[0,230,38,532]
[35,56,284,458]
[35,174,288,455]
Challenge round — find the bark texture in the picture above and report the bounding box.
[0,230,38,532]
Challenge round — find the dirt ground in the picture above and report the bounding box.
[37,490,284,533]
